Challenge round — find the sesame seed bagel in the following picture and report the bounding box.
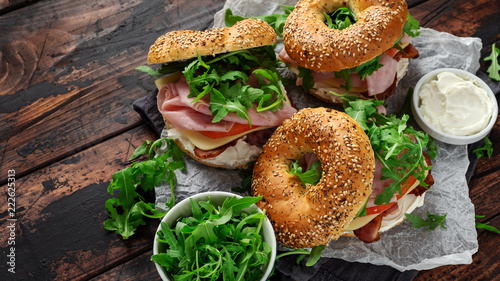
[283,0,408,71]
[147,19,277,64]
[251,107,375,248]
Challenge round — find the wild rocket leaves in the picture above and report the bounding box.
[484,43,500,81]
[323,7,356,30]
[340,95,437,206]
[158,46,286,127]
[287,160,322,187]
[104,139,185,239]
[225,6,295,37]
[152,196,272,281]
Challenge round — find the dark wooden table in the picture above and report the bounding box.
[1,0,498,280]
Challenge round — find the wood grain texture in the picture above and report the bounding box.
[0,0,224,181]
[0,125,158,281]
[0,0,498,280]
[89,250,161,281]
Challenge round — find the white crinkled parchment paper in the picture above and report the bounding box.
[156,0,481,271]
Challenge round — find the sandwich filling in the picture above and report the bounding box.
[153,46,296,164]
[279,35,419,99]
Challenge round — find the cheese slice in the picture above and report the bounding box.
[399,41,410,50]
[179,126,271,151]
[155,72,182,90]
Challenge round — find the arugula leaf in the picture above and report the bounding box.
[475,215,500,234]
[298,66,315,92]
[274,245,325,267]
[333,56,383,93]
[287,159,322,187]
[323,8,356,30]
[484,43,500,81]
[402,12,421,38]
[405,211,447,230]
[337,96,436,206]
[224,6,295,37]
[180,46,286,126]
[103,138,185,239]
[136,60,193,77]
[473,137,493,159]
[152,196,271,280]
[305,245,326,266]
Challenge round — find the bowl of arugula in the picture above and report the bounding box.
[152,191,277,281]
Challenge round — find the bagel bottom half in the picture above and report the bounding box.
[251,107,375,248]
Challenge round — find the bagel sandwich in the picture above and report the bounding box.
[330,97,436,243]
[251,97,436,247]
[280,0,421,104]
[141,19,297,169]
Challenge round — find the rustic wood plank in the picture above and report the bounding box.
[0,0,225,181]
[0,0,40,15]
[410,0,499,47]
[0,125,159,280]
[89,250,161,281]
[0,0,498,280]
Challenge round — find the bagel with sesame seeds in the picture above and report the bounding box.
[147,18,277,64]
[279,0,420,103]
[251,107,375,248]
[143,18,298,169]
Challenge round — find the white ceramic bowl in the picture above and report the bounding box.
[153,191,277,281]
[411,68,498,145]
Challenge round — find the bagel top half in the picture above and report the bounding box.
[147,18,277,64]
[283,0,408,71]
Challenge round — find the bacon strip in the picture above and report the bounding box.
[393,43,420,62]
[353,215,383,243]
[194,139,238,159]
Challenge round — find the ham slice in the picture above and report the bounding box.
[157,76,297,132]
[365,158,398,208]
[279,48,398,96]
[364,54,398,96]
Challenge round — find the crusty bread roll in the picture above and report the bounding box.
[283,0,408,72]
[251,107,375,248]
[147,18,277,64]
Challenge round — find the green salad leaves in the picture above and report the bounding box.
[475,215,500,234]
[287,159,322,187]
[323,7,356,30]
[473,137,493,159]
[405,211,447,230]
[104,138,185,239]
[152,196,272,281]
[484,43,500,81]
[225,6,294,37]
[137,45,287,127]
[339,94,437,207]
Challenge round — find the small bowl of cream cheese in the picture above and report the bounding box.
[411,68,498,145]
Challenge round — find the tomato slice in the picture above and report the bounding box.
[199,123,258,139]
[365,175,418,216]
[385,48,399,58]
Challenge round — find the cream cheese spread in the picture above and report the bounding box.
[418,71,494,136]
